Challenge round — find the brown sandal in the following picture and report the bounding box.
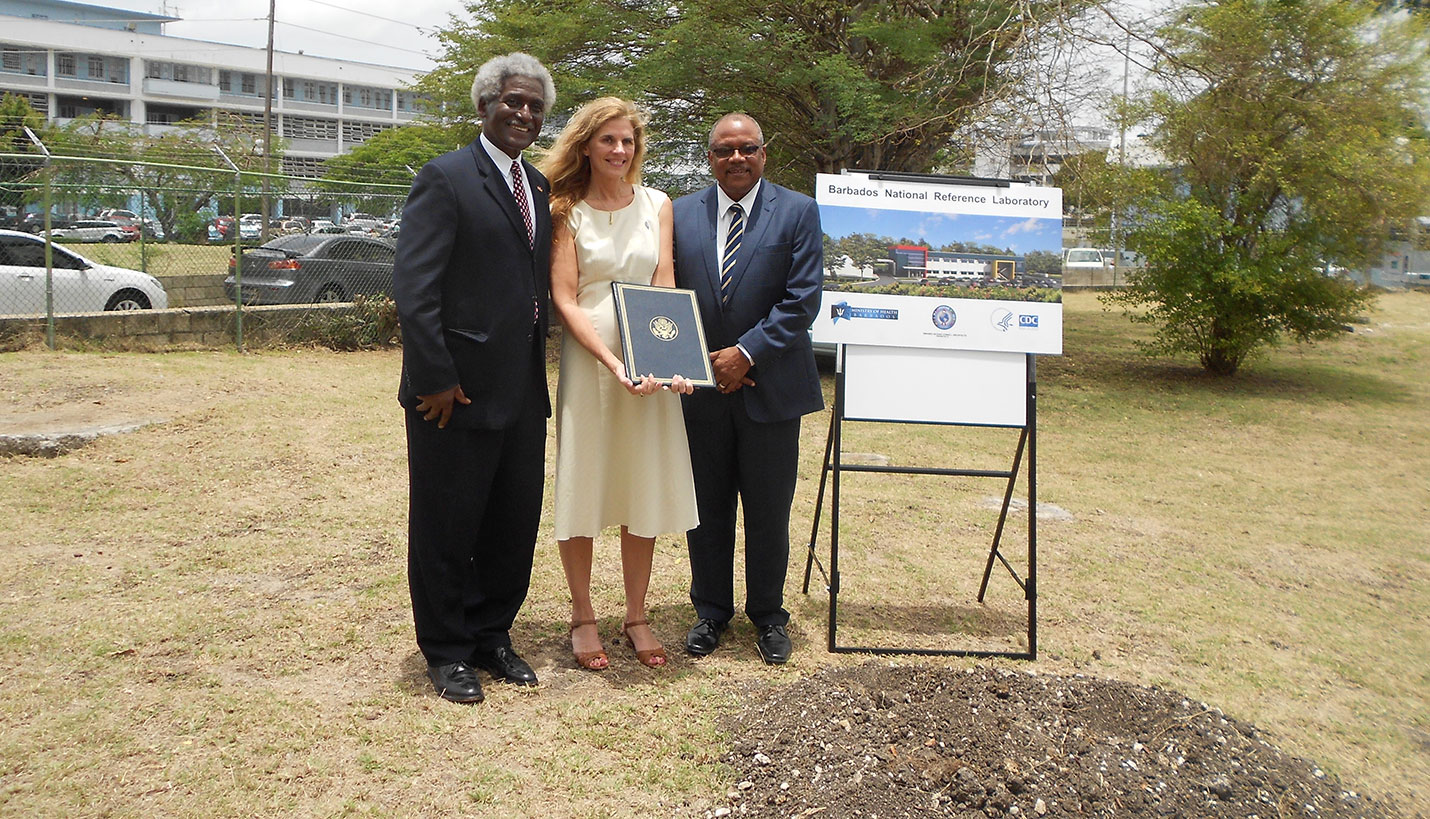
[570,619,608,671]
[621,619,667,668]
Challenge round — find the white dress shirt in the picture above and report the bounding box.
[480,133,535,225]
[714,179,762,365]
[715,179,762,266]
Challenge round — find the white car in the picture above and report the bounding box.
[49,219,133,243]
[0,229,168,314]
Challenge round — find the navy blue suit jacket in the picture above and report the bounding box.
[673,181,824,423]
[394,141,552,429]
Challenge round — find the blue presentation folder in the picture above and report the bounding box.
[610,282,716,387]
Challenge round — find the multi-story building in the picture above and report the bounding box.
[0,0,421,194]
[1007,126,1113,185]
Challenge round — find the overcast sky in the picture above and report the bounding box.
[101,0,451,71]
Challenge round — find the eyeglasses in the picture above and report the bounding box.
[710,144,763,159]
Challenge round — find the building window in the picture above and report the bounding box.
[344,85,393,111]
[242,74,256,94]
[343,121,391,144]
[57,54,76,77]
[145,60,212,85]
[282,116,339,140]
[1,48,19,72]
[219,70,231,91]
[286,79,338,105]
[87,56,103,79]
[282,156,326,178]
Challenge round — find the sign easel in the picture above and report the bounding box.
[802,170,1063,659]
[801,346,1038,659]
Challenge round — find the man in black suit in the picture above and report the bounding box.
[393,53,554,703]
[673,113,824,664]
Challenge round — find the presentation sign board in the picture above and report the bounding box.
[812,173,1064,356]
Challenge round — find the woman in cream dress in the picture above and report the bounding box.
[543,98,698,669]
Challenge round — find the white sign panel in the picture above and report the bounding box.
[843,346,1027,426]
[812,291,1063,355]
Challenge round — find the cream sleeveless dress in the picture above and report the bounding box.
[552,185,699,540]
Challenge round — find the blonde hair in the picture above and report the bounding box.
[540,97,648,230]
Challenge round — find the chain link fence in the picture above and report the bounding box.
[1,145,409,350]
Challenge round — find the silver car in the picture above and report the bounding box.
[0,229,168,314]
[49,219,133,243]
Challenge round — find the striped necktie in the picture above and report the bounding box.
[721,203,744,304]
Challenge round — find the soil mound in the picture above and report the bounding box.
[718,664,1401,818]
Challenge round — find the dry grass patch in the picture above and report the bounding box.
[0,290,1426,815]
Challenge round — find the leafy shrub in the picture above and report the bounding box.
[285,294,400,350]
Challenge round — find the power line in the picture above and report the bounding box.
[292,0,425,31]
[274,20,433,57]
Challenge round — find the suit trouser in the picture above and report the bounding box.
[683,390,800,628]
[405,382,546,667]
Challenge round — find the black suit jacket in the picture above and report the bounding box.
[394,141,552,429]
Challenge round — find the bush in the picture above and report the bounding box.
[285,295,401,351]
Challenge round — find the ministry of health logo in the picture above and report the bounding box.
[990,308,1014,332]
[931,305,956,330]
[649,316,678,341]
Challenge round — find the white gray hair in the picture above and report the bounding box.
[470,53,556,115]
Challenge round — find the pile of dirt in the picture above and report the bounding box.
[714,664,1403,818]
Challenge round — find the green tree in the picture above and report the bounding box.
[417,0,1095,193]
[46,112,278,240]
[1023,250,1061,277]
[319,124,461,215]
[1,94,51,213]
[1103,0,1426,375]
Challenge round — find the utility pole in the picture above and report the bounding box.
[260,0,275,242]
[1112,27,1130,287]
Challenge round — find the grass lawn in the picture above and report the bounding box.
[0,290,1425,816]
[68,241,234,278]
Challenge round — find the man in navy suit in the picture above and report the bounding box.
[673,113,824,664]
[393,53,554,702]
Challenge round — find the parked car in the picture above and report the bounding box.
[49,219,133,243]
[224,234,396,305]
[309,219,345,235]
[21,213,75,234]
[345,218,381,235]
[1013,273,1060,288]
[1062,247,1111,272]
[0,229,168,314]
[208,216,235,241]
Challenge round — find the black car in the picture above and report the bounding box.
[223,234,396,305]
[20,212,75,233]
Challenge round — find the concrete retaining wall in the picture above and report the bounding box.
[162,274,229,309]
[0,304,350,349]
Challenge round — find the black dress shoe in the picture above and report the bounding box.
[428,661,485,703]
[685,618,728,656]
[756,624,792,665]
[469,646,538,686]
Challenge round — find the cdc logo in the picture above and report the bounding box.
[931,305,956,330]
[1018,314,1039,329]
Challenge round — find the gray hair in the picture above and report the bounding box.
[707,113,764,148]
[470,53,556,114]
